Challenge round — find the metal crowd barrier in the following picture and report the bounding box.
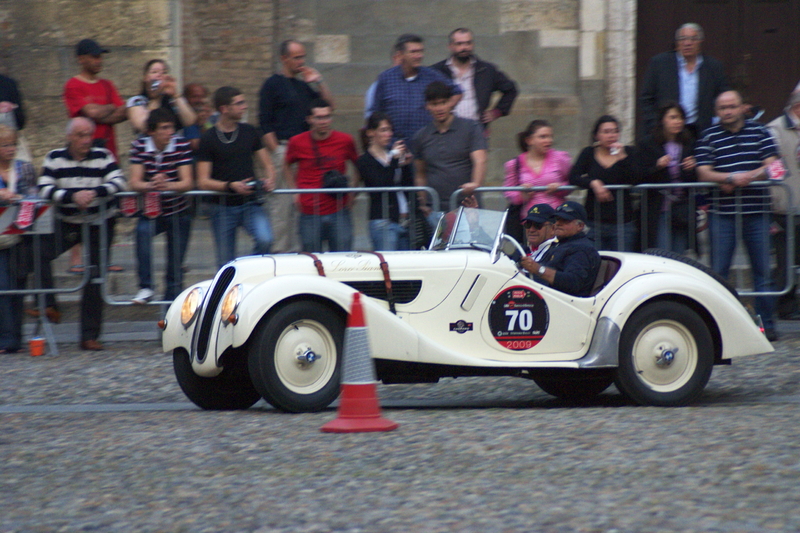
[1,181,793,351]
[450,180,794,299]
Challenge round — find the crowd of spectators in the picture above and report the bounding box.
[1,21,799,350]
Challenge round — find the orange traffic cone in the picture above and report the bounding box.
[321,292,399,433]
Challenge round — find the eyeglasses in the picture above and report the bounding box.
[523,221,548,230]
[676,36,701,42]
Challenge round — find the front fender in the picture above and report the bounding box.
[162,280,213,353]
[597,272,773,360]
[231,275,421,363]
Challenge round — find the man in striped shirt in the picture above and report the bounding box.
[38,117,127,350]
[696,90,779,340]
[128,108,194,304]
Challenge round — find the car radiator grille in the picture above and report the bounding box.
[343,280,422,304]
[193,266,236,363]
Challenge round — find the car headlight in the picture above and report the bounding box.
[180,287,204,328]
[220,284,242,326]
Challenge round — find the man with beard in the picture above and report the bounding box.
[63,39,127,159]
[431,28,517,136]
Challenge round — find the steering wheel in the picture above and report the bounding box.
[501,234,527,267]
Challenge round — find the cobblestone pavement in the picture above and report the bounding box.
[2,326,800,533]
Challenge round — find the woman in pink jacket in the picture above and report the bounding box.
[503,119,572,225]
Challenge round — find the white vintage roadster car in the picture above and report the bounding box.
[162,207,773,412]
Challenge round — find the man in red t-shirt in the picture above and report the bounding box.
[284,99,358,252]
[63,39,127,159]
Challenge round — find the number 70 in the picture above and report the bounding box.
[505,309,533,331]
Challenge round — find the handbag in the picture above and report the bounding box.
[503,158,526,245]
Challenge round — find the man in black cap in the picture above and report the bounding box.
[63,38,127,160]
[520,203,556,262]
[520,200,601,297]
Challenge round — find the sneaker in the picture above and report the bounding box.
[132,288,155,304]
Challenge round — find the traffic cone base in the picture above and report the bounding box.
[321,384,398,433]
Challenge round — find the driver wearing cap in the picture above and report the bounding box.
[520,200,601,297]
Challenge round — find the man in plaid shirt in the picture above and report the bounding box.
[369,34,462,146]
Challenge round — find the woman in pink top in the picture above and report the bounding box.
[504,120,571,221]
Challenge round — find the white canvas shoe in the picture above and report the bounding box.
[132,288,155,304]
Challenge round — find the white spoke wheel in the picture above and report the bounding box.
[615,301,714,406]
[248,301,344,413]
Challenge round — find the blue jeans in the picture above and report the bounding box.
[709,212,774,329]
[136,213,192,301]
[657,213,690,254]
[299,210,352,252]
[209,202,272,268]
[0,247,23,352]
[591,220,637,252]
[369,219,409,251]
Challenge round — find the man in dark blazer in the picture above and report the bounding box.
[431,28,517,136]
[640,23,728,138]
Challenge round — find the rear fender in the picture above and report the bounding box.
[597,273,773,359]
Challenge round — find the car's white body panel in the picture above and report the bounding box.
[162,245,773,379]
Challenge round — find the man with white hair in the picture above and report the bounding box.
[37,117,127,350]
[768,90,800,318]
[640,23,728,138]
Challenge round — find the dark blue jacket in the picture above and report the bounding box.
[538,232,601,297]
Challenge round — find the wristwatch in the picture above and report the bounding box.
[538,265,546,275]
[725,174,734,184]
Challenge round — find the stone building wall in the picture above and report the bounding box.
[2,0,637,183]
[181,0,275,119]
[266,0,637,183]
[0,0,175,164]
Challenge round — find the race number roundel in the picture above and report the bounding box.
[489,286,549,350]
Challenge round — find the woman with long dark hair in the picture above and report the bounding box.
[569,115,639,251]
[356,112,413,250]
[637,101,697,253]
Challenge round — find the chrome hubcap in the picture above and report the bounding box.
[655,347,677,367]
[296,346,320,365]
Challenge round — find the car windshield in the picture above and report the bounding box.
[430,207,507,251]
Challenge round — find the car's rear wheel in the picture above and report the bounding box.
[248,301,344,413]
[533,371,615,402]
[173,348,261,410]
[615,301,713,406]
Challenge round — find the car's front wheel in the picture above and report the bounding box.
[173,348,261,410]
[615,301,713,406]
[248,301,344,413]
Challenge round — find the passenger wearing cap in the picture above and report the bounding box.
[520,203,556,263]
[520,200,601,297]
[63,39,127,159]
